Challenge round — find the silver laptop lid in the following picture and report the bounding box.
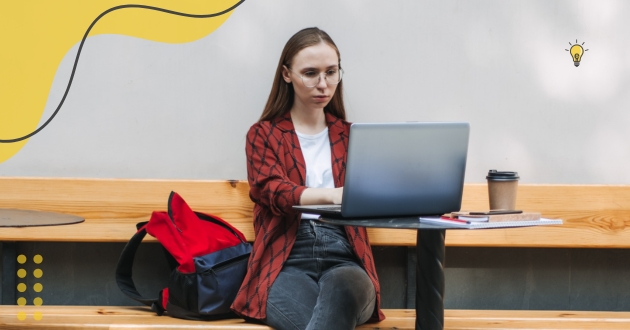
[341,122,469,218]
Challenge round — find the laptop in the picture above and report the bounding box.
[292,122,470,219]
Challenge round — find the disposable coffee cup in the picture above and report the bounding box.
[486,170,519,210]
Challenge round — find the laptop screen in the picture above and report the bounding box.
[340,122,469,218]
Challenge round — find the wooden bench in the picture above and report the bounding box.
[1,177,630,329]
[2,177,630,247]
[2,306,630,329]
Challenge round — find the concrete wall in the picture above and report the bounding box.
[2,0,629,183]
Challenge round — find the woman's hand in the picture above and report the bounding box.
[300,187,344,205]
[331,187,343,204]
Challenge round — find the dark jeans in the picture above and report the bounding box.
[264,220,376,330]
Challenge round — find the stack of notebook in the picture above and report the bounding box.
[419,210,562,229]
[445,211,542,222]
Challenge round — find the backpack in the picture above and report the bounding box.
[115,191,251,320]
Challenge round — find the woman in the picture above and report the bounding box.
[232,27,385,330]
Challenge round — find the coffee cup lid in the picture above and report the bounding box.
[486,169,519,181]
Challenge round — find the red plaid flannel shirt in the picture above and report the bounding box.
[231,111,385,322]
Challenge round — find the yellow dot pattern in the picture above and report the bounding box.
[17,254,44,321]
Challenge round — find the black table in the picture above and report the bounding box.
[0,209,84,227]
[317,217,561,330]
[317,217,451,330]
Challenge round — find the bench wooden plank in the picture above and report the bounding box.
[0,177,252,243]
[447,184,630,248]
[1,177,630,247]
[1,306,629,329]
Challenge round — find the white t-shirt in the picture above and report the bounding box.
[296,128,334,219]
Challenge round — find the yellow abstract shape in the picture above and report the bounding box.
[17,269,27,278]
[0,0,241,162]
[17,297,27,306]
[17,283,27,292]
[17,255,27,264]
[34,312,43,321]
[17,312,26,321]
[33,254,43,264]
[34,269,43,278]
[34,283,43,292]
[34,297,43,306]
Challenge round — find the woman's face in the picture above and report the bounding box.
[283,42,340,111]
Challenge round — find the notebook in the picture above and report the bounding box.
[292,122,470,219]
[418,216,563,229]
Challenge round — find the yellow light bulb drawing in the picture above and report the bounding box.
[570,45,583,66]
[566,40,589,67]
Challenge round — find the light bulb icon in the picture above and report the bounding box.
[566,40,589,67]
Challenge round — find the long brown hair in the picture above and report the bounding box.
[259,27,346,122]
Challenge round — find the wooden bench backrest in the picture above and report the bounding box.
[1,177,629,247]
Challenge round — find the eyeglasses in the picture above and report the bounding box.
[286,67,344,88]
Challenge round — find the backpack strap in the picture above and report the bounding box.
[115,221,164,313]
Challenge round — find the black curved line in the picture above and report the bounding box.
[0,1,245,143]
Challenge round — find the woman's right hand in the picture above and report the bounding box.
[332,187,343,205]
[300,187,344,205]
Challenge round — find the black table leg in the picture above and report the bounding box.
[415,230,445,330]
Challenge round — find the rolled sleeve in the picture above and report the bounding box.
[246,123,306,216]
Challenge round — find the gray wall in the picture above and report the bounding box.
[1,0,629,183]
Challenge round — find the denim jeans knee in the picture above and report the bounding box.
[264,220,376,330]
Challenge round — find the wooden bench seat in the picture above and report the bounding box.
[2,306,630,329]
[1,177,630,247]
